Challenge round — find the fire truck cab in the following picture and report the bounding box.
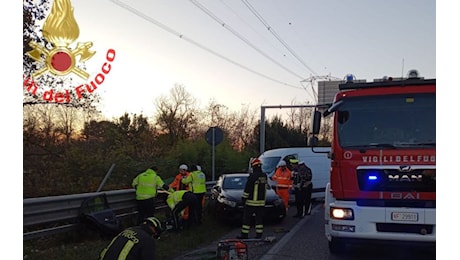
[311,70,436,253]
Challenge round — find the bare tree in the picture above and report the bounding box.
[154,84,198,145]
[227,105,258,151]
[23,0,50,74]
[201,100,258,151]
[202,99,238,132]
[205,100,231,127]
[54,105,79,144]
[286,101,313,134]
[320,116,333,144]
[283,99,334,145]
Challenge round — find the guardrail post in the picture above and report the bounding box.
[97,163,116,192]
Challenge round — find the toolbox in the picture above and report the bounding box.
[216,239,248,260]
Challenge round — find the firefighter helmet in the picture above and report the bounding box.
[144,217,164,239]
[251,158,262,167]
[289,159,299,164]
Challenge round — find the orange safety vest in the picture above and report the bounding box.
[170,172,190,191]
[169,172,191,220]
[271,167,292,189]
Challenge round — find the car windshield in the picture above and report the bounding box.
[222,176,248,189]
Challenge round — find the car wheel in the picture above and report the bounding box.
[207,199,216,210]
[206,199,219,219]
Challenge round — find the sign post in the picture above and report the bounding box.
[205,126,223,181]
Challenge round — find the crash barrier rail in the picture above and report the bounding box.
[23,182,217,241]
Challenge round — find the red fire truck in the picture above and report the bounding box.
[311,70,435,253]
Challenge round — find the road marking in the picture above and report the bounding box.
[259,203,320,260]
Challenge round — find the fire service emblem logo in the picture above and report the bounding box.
[24,0,116,103]
[27,0,95,79]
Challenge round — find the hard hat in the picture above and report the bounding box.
[278,160,286,167]
[289,159,299,164]
[144,217,164,238]
[251,158,262,167]
[179,164,188,171]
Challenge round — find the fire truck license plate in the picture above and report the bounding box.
[391,212,418,221]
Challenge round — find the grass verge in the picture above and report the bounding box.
[23,210,233,260]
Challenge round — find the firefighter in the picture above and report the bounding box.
[270,160,292,211]
[295,161,313,216]
[132,166,172,224]
[181,165,207,224]
[237,158,268,239]
[99,216,165,260]
[169,164,191,221]
[166,190,200,229]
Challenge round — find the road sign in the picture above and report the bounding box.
[205,127,223,145]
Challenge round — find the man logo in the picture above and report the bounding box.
[399,166,412,172]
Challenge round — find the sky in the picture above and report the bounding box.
[53,0,436,120]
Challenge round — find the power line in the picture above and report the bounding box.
[218,0,291,61]
[108,0,303,90]
[190,0,305,80]
[190,0,315,101]
[241,0,319,77]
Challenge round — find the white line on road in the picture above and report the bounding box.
[259,203,321,260]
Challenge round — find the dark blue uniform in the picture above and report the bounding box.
[100,225,156,260]
[239,164,267,239]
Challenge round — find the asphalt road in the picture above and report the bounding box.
[175,201,436,260]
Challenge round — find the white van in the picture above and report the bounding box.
[254,147,331,200]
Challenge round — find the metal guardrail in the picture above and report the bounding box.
[23,182,217,241]
[23,189,136,240]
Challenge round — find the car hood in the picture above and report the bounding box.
[221,188,280,203]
